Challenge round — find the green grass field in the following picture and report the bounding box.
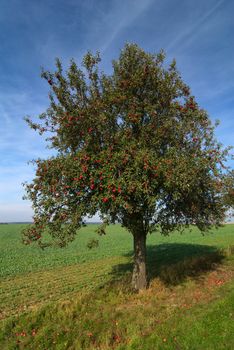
[0,223,234,349]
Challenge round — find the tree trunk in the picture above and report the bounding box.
[132,232,147,291]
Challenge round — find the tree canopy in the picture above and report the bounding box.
[23,44,232,290]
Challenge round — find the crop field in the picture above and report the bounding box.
[0,223,234,349]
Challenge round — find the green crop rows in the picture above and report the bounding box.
[1,224,234,279]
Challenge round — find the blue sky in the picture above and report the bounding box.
[0,0,233,222]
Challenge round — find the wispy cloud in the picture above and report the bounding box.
[0,89,53,213]
[37,0,155,65]
[0,0,233,221]
[98,0,154,54]
[0,90,52,158]
[166,0,226,52]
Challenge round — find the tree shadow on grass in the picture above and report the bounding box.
[110,243,225,287]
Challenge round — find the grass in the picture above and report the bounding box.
[1,259,234,349]
[0,223,234,349]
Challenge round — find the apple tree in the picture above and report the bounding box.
[23,44,231,291]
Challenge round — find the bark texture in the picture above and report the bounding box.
[132,232,147,291]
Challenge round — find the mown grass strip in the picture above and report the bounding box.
[0,260,234,350]
[0,256,130,320]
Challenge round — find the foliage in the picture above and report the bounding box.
[223,170,234,207]
[22,43,231,248]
